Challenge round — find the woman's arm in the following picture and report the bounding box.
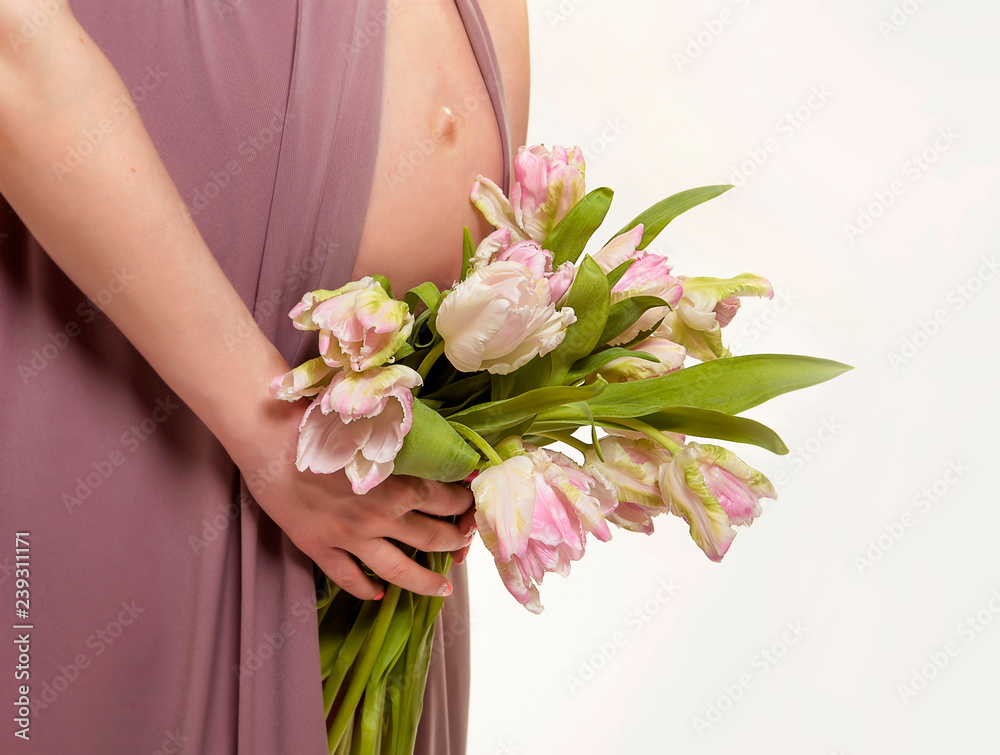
[0,0,474,599]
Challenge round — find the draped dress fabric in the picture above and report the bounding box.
[0,1,511,753]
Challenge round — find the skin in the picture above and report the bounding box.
[354,0,530,295]
[0,0,530,599]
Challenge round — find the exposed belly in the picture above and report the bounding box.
[351,0,526,296]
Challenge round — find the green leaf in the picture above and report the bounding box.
[371,273,394,298]
[393,342,415,360]
[483,415,538,448]
[616,318,666,350]
[612,185,732,251]
[543,187,614,266]
[322,600,379,706]
[571,354,853,418]
[393,399,479,482]
[598,296,669,347]
[490,352,554,400]
[564,348,659,385]
[403,282,441,316]
[421,372,491,404]
[461,226,475,281]
[639,406,789,454]
[447,378,608,436]
[548,255,610,382]
[605,259,635,289]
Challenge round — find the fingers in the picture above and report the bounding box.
[312,547,385,601]
[359,539,453,597]
[450,505,477,563]
[455,505,477,538]
[389,511,473,554]
[393,477,474,518]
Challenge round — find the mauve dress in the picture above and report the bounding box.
[0,1,511,752]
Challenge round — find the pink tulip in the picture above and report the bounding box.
[436,261,576,374]
[472,445,616,613]
[471,144,587,243]
[288,278,413,372]
[658,442,776,562]
[269,357,336,402]
[295,365,422,494]
[595,335,687,383]
[661,274,773,361]
[592,226,683,345]
[585,434,672,535]
[547,261,576,304]
[470,228,578,304]
[591,225,645,272]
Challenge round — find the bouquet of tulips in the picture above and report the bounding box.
[269,145,850,754]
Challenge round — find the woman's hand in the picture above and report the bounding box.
[232,399,478,601]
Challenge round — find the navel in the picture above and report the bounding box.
[431,106,457,144]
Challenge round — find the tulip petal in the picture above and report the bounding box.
[660,451,736,562]
[296,396,367,474]
[269,357,336,401]
[471,177,528,242]
[346,455,395,495]
[471,456,537,561]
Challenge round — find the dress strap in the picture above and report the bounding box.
[453,0,513,194]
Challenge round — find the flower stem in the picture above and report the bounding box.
[448,421,504,467]
[536,431,591,456]
[614,417,684,455]
[416,340,446,381]
[327,584,402,752]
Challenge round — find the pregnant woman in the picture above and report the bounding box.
[0,0,528,752]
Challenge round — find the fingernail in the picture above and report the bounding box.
[454,545,470,564]
[462,524,477,538]
[373,590,385,601]
[437,582,452,597]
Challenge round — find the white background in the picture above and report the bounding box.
[467,1,999,753]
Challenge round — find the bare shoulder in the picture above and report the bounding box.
[475,0,530,149]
